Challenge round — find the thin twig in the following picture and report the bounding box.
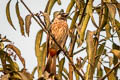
[99,62,120,80]
[20,0,47,33]
[73,47,86,55]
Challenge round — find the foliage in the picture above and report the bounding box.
[2,0,120,80]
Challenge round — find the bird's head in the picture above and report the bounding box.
[53,11,69,20]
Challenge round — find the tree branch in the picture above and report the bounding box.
[99,62,120,80]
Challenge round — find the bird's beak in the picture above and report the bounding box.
[63,13,69,17]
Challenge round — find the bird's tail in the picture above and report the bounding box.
[44,54,56,74]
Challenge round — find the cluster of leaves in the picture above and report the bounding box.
[4,0,120,80]
[0,34,34,80]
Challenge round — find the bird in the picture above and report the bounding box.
[44,11,68,75]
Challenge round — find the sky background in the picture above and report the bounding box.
[0,0,120,80]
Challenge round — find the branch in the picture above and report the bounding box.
[20,0,88,79]
[78,0,89,26]
[20,0,47,33]
[99,62,120,80]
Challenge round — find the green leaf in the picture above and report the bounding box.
[97,67,103,78]
[66,0,75,13]
[32,66,37,77]
[44,0,57,14]
[16,1,25,36]
[58,57,65,79]
[104,66,116,80]
[6,0,16,30]
[35,30,44,77]
[25,14,32,36]
[5,44,25,69]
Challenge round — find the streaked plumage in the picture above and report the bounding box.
[44,12,68,74]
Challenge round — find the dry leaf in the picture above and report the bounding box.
[25,14,32,36]
[111,49,120,59]
[6,0,16,30]
[16,1,25,36]
[5,44,25,68]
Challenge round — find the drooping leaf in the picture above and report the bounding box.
[95,43,106,67]
[66,0,75,13]
[35,30,44,77]
[106,3,116,20]
[116,3,120,18]
[16,1,25,36]
[112,43,119,75]
[25,14,32,36]
[105,23,111,39]
[87,0,98,28]
[104,66,116,80]
[115,20,120,41]
[97,67,103,79]
[10,72,22,79]
[69,11,79,38]
[99,4,108,30]
[106,3,116,27]
[77,1,91,46]
[109,56,113,67]
[35,30,43,57]
[6,0,16,30]
[32,66,37,77]
[75,70,79,80]
[1,74,10,80]
[0,42,4,50]
[85,30,95,80]
[0,50,19,71]
[58,57,65,79]
[18,72,31,80]
[44,0,57,14]
[42,12,50,29]
[57,0,61,5]
[5,44,25,68]
[111,49,120,59]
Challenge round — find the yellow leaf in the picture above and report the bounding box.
[44,0,57,14]
[0,42,4,50]
[5,44,25,68]
[111,49,120,59]
[106,4,116,20]
[100,5,108,30]
[42,12,50,29]
[35,30,43,77]
[25,14,32,36]
[66,0,75,13]
[105,23,111,39]
[57,0,61,5]
[16,1,25,36]
[104,66,116,80]
[86,30,95,80]
[6,0,16,30]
